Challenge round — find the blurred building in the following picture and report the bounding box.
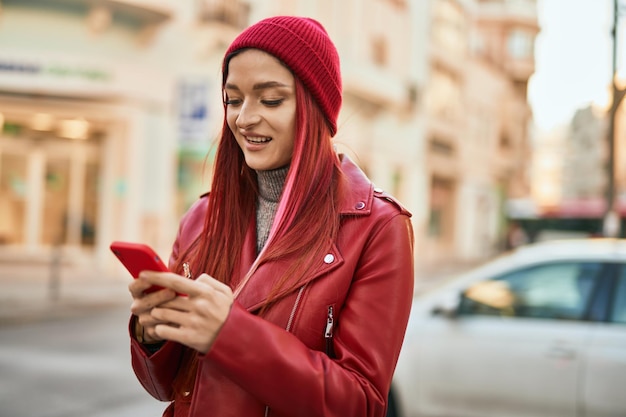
[0,0,180,268]
[617,93,626,205]
[0,0,539,273]
[562,106,607,200]
[177,0,433,262]
[529,104,615,221]
[530,125,567,207]
[236,0,539,268]
[421,0,539,265]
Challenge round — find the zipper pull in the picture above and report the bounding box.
[325,306,334,339]
[183,262,191,279]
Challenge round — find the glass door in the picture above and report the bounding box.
[0,151,27,245]
[0,128,101,250]
[41,139,100,248]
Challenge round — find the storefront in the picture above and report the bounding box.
[0,51,177,269]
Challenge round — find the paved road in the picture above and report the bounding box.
[0,306,165,417]
[0,259,481,416]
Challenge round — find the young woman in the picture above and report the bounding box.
[128,15,414,417]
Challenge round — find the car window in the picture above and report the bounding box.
[611,268,626,324]
[459,262,602,321]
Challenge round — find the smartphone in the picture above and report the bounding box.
[110,241,169,293]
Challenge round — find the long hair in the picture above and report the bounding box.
[171,73,344,395]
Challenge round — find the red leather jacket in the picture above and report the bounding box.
[130,155,414,417]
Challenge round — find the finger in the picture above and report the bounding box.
[142,326,164,343]
[152,307,189,327]
[153,321,216,353]
[137,317,169,343]
[160,296,193,311]
[195,274,233,296]
[139,271,207,297]
[136,312,160,328]
[130,289,176,315]
[153,323,183,344]
[129,278,155,298]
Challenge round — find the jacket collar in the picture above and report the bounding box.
[234,154,373,312]
[337,154,374,216]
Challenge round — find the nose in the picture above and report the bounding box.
[236,102,261,130]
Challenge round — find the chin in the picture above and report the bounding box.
[245,160,274,171]
[245,157,288,171]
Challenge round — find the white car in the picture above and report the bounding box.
[388,238,626,417]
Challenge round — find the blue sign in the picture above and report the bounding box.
[178,80,210,147]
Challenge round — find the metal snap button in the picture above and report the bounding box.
[355,201,366,210]
[323,254,335,264]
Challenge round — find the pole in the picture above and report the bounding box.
[604,0,625,237]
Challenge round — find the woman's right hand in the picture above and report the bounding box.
[129,276,177,343]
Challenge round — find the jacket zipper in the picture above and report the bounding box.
[265,285,307,417]
[325,305,335,357]
[286,285,307,332]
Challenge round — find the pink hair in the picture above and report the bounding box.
[172,76,344,393]
[175,76,343,291]
[251,78,345,308]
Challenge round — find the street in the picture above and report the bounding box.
[0,260,475,417]
[0,306,165,417]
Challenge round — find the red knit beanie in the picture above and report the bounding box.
[223,16,342,136]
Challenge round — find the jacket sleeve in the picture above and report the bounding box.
[128,198,206,400]
[130,323,184,401]
[204,212,415,417]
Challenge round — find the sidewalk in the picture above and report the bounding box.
[413,260,485,295]
[0,262,131,325]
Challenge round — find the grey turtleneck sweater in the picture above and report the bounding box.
[256,166,289,253]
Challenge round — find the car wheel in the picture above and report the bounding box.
[386,389,399,417]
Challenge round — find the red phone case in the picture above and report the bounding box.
[110,241,169,293]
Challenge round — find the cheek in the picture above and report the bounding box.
[226,110,237,132]
[282,107,297,142]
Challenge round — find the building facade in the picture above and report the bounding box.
[420,0,538,265]
[562,106,607,200]
[0,0,180,269]
[177,0,433,263]
[0,0,539,274]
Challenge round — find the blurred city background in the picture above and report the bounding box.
[1,0,624,275]
[1,1,625,416]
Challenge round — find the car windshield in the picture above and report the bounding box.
[460,261,602,320]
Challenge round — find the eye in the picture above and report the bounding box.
[224,98,242,106]
[262,99,284,107]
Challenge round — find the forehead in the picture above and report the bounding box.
[225,49,294,86]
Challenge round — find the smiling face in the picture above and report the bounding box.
[224,49,297,171]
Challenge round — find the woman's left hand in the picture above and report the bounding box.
[137,271,234,354]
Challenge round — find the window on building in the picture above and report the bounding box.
[371,35,388,67]
[427,68,462,120]
[428,177,455,239]
[385,0,408,9]
[432,0,468,58]
[507,29,534,59]
[500,134,511,149]
[430,137,454,155]
[196,0,250,29]
[428,208,443,237]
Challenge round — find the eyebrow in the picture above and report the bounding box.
[224,81,291,91]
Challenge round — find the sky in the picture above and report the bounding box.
[528,0,617,132]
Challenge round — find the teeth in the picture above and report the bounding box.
[246,136,271,143]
